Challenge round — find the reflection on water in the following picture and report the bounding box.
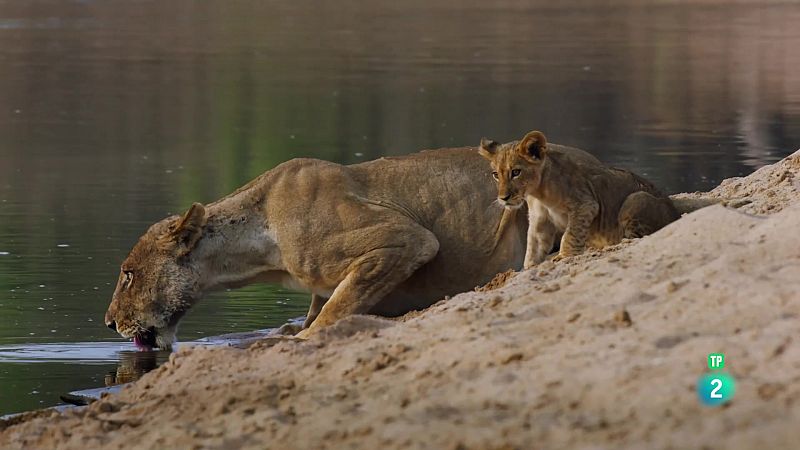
[0,341,136,364]
[1,0,799,415]
[0,341,160,409]
[0,322,296,410]
[104,350,162,386]
[0,341,165,399]
[0,284,309,414]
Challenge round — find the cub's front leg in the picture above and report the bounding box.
[524,200,558,269]
[553,200,599,262]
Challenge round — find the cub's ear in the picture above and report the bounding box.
[478,138,499,160]
[161,202,207,257]
[518,131,548,161]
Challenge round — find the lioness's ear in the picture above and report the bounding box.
[165,202,207,257]
[519,131,547,161]
[478,138,499,160]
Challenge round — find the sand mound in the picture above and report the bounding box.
[476,269,517,292]
[674,149,800,215]
[2,150,799,450]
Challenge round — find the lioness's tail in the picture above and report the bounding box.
[668,195,721,215]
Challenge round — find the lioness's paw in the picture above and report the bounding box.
[273,322,303,336]
[296,328,313,340]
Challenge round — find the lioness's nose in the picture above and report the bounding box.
[104,309,117,331]
[500,194,512,201]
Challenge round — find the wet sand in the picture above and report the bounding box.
[2,150,799,449]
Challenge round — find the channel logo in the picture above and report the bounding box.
[697,353,736,406]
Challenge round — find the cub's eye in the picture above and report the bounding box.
[122,270,134,289]
[511,169,521,178]
[491,172,499,181]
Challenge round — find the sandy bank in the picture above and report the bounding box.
[2,150,800,450]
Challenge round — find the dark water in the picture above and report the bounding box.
[1,0,799,415]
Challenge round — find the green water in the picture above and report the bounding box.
[1,0,799,415]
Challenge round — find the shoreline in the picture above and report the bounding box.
[2,149,799,449]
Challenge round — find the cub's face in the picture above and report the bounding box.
[479,130,549,209]
[104,203,207,350]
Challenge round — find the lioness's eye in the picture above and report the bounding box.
[511,169,521,178]
[122,270,134,289]
[491,172,499,180]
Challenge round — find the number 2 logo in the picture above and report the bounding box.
[698,372,734,406]
[709,378,723,399]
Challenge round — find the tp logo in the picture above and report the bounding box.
[697,353,735,406]
[708,353,724,369]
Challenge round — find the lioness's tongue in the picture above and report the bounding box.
[133,335,153,351]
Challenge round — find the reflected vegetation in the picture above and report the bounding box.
[1,0,799,415]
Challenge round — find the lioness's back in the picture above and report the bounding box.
[347,147,501,224]
[351,147,491,187]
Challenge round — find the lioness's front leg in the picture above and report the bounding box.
[524,201,558,269]
[302,224,439,335]
[302,294,328,329]
[554,200,599,261]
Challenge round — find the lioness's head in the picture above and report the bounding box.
[104,203,208,351]
[479,130,549,209]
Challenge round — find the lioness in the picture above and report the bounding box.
[104,149,528,349]
[479,130,679,269]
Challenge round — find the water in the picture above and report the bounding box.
[1,0,799,416]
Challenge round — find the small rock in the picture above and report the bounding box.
[96,402,115,413]
[666,280,688,293]
[773,337,791,357]
[542,283,560,293]
[499,352,524,364]
[654,335,684,349]
[614,309,633,327]
[757,383,783,400]
[567,312,581,323]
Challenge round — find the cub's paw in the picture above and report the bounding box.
[551,253,572,263]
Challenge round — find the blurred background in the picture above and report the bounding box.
[1,0,799,415]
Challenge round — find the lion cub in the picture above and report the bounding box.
[479,130,679,268]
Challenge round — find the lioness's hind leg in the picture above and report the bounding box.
[305,226,439,333]
[619,191,680,239]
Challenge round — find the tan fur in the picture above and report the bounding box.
[104,148,528,348]
[480,131,679,269]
